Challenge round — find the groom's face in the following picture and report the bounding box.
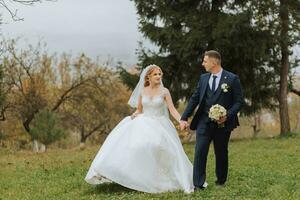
[202,56,215,72]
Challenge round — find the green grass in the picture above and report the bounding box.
[1,135,300,200]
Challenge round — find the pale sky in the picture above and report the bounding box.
[1,1,299,72]
[1,0,153,66]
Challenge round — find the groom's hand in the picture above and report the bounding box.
[179,120,188,131]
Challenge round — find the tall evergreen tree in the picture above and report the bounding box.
[249,0,300,135]
[31,108,65,150]
[122,0,277,115]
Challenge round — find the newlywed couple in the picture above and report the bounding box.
[85,50,244,193]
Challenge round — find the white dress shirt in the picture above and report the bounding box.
[209,68,223,91]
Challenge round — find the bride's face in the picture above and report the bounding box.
[149,68,162,85]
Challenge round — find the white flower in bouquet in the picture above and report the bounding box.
[208,104,227,128]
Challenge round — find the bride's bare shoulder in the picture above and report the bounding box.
[162,87,170,96]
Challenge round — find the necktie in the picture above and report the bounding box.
[212,75,217,92]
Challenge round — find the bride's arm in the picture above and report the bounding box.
[164,89,181,123]
[131,95,143,119]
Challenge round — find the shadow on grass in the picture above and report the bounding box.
[277,131,299,138]
[228,131,300,142]
[84,183,137,195]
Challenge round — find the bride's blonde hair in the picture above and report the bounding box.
[144,65,163,87]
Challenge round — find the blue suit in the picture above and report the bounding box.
[181,69,244,187]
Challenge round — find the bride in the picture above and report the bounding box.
[85,64,195,193]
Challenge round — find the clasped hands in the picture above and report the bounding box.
[179,116,227,131]
[179,120,189,131]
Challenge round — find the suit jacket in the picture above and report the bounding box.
[181,70,245,132]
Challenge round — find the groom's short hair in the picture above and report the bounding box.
[204,50,221,65]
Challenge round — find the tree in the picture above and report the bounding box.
[0,64,4,140]
[249,0,300,135]
[59,57,131,148]
[0,64,5,120]
[278,0,300,135]
[117,62,139,90]
[1,40,104,151]
[127,0,277,115]
[31,108,65,152]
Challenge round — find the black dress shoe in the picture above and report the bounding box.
[215,181,225,186]
[194,182,208,191]
[194,186,205,191]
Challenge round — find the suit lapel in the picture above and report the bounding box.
[211,70,227,104]
[199,73,210,104]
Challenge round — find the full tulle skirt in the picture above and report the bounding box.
[85,114,194,193]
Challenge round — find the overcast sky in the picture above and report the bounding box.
[1,1,299,72]
[1,0,152,66]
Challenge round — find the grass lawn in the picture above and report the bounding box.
[0,135,299,200]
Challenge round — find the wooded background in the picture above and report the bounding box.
[0,0,299,152]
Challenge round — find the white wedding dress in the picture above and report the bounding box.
[85,93,194,193]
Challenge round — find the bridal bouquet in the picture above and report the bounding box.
[208,104,227,128]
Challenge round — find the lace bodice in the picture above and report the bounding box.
[142,94,167,117]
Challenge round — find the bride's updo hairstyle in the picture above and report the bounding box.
[144,65,163,87]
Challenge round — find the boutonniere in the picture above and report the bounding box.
[221,83,229,93]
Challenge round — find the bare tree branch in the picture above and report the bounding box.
[84,117,110,139]
[291,88,300,96]
[0,104,8,121]
[0,0,21,21]
[12,0,43,5]
[51,77,94,112]
[0,0,56,21]
[8,45,35,83]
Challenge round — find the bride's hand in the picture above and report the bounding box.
[217,116,227,124]
[130,112,139,120]
[179,120,189,131]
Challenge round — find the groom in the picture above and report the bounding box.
[180,50,244,189]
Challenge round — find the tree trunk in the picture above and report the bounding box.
[294,112,300,131]
[207,0,222,50]
[291,88,300,96]
[78,122,106,148]
[279,0,291,135]
[80,137,87,150]
[32,140,46,153]
[24,110,40,152]
[252,112,261,138]
[79,141,86,149]
[80,127,87,149]
[32,139,39,152]
[39,143,46,152]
